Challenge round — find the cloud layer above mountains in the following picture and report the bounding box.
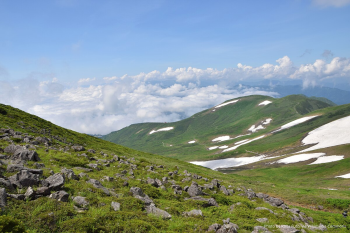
[1,56,349,134]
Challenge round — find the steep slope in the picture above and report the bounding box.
[103,95,334,161]
[1,104,350,232]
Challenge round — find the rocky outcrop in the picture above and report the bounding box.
[8,170,40,188]
[185,196,218,207]
[187,182,206,197]
[43,173,65,191]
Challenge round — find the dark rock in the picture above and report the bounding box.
[50,191,69,202]
[87,179,110,195]
[162,177,168,184]
[187,182,206,197]
[171,185,182,195]
[185,196,218,207]
[208,223,221,232]
[33,163,45,169]
[256,193,269,199]
[211,179,220,188]
[4,144,23,154]
[182,177,191,182]
[71,145,85,151]
[265,197,284,207]
[12,149,40,161]
[123,181,129,187]
[61,168,79,180]
[145,205,171,219]
[220,185,230,196]
[183,209,203,217]
[36,187,51,196]
[204,183,215,190]
[111,201,120,211]
[155,178,162,187]
[7,193,25,200]
[88,149,96,153]
[147,177,158,187]
[73,196,89,208]
[217,223,239,233]
[6,164,43,175]
[0,178,13,190]
[24,186,36,200]
[246,191,257,200]
[0,188,6,208]
[9,170,40,188]
[130,187,153,206]
[44,173,65,191]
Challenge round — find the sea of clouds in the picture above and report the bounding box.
[0,56,349,134]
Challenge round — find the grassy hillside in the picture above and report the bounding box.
[1,104,350,232]
[103,95,336,161]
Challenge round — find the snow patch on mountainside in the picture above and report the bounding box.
[214,99,239,108]
[222,135,266,152]
[273,115,319,132]
[212,136,231,142]
[191,155,266,170]
[258,100,272,106]
[308,155,344,165]
[299,115,350,152]
[277,153,325,164]
[149,127,174,134]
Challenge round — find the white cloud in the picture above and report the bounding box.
[0,56,349,134]
[313,0,350,7]
[78,77,96,84]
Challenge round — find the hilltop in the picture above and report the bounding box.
[1,102,350,232]
[103,95,340,161]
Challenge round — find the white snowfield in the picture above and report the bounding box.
[149,127,174,134]
[212,135,231,142]
[263,118,272,125]
[299,115,350,153]
[188,140,196,144]
[308,155,344,165]
[248,119,272,133]
[235,139,249,145]
[191,155,266,170]
[222,135,265,152]
[274,115,319,132]
[219,145,229,149]
[208,146,219,150]
[258,100,272,106]
[277,153,325,164]
[215,99,239,108]
[248,124,265,133]
[336,173,350,179]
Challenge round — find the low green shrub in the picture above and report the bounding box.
[0,215,26,233]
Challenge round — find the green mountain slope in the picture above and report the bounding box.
[1,103,350,232]
[103,95,336,161]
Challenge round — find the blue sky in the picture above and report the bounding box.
[1,0,349,81]
[0,0,350,134]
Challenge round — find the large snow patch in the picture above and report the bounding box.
[299,115,350,152]
[277,153,325,164]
